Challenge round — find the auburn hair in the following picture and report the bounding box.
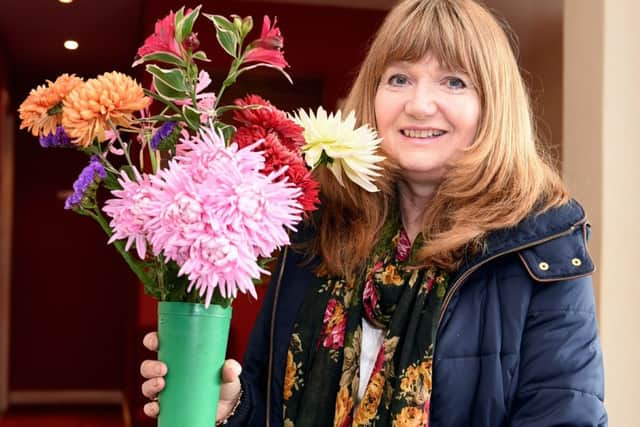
[309,0,568,278]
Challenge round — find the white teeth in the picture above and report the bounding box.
[402,129,446,138]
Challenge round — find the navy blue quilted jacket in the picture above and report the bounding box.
[229,200,607,426]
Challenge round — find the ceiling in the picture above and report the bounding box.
[0,0,560,86]
[0,0,394,78]
[0,0,144,76]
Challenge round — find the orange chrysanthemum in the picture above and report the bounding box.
[18,73,84,137]
[62,71,151,147]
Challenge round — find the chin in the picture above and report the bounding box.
[398,166,446,186]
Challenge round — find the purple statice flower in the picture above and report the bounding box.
[150,121,178,150]
[64,155,107,210]
[39,125,72,148]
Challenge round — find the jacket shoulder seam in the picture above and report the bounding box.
[517,386,604,400]
[528,308,595,315]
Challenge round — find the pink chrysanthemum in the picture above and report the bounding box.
[201,153,302,258]
[180,233,265,303]
[140,127,303,305]
[175,126,264,183]
[144,162,207,263]
[103,168,155,260]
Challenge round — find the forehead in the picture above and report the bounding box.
[382,55,464,75]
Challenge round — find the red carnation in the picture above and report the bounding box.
[233,95,305,151]
[284,161,320,214]
[234,126,319,214]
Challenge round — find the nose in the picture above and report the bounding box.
[404,83,438,118]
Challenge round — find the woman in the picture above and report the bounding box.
[141,0,607,425]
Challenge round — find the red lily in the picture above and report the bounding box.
[136,11,182,60]
[244,16,289,69]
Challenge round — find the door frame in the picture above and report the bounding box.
[0,88,13,413]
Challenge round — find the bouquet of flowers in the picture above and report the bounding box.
[18,6,384,427]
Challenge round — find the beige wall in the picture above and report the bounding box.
[564,0,640,425]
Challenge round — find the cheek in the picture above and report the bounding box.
[374,94,386,132]
[374,90,397,137]
[451,98,481,142]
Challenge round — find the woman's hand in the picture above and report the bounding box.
[140,332,243,422]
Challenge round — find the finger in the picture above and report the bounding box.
[219,360,242,402]
[141,377,165,399]
[143,401,159,418]
[221,359,242,383]
[143,332,158,351]
[140,360,167,379]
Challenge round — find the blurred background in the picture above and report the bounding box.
[0,0,637,426]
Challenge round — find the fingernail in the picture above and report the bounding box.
[156,365,165,375]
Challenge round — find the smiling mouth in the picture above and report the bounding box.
[401,129,447,138]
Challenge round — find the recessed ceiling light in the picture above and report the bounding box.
[64,40,79,50]
[59,0,74,4]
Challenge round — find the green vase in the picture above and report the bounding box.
[157,301,232,427]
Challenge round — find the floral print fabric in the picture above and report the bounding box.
[283,214,449,426]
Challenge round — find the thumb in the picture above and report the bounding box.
[221,359,242,384]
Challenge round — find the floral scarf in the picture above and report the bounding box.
[283,214,449,426]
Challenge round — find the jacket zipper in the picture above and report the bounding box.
[429,219,585,424]
[266,246,289,427]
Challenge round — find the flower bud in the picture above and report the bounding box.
[232,15,243,33]
[241,16,254,38]
[184,33,200,51]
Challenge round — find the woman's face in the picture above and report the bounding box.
[374,54,481,185]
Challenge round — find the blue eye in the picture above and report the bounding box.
[445,77,467,90]
[388,74,410,86]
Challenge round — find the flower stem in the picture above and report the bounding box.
[90,207,154,289]
[149,147,159,174]
[108,122,134,168]
[213,57,242,110]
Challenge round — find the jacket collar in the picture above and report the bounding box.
[455,199,587,277]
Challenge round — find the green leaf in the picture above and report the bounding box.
[146,64,187,92]
[161,260,192,302]
[208,288,233,308]
[192,50,211,62]
[174,7,185,32]
[204,13,235,33]
[237,63,293,84]
[204,14,238,57]
[217,29,238,57]
[132,52,184,68]
[175,5,201,44]
[103,171,122,191]
[120,165,138,181]
[182,104,201,131]
[143,280,162,300]
[153,76,187,100]
[47,102,63,116]
[214,122,236,142]
[143,88,182,113]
